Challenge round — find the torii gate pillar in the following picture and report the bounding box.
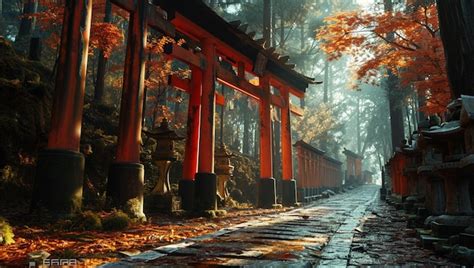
[194,38,218,211]
[32,0,92,216]
[281,89,297,206]
[258,76,277,208]
[179,66,202,210]
[106,0,147,219]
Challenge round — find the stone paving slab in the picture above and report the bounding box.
[100,185,381,267]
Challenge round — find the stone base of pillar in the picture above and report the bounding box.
[297,188,304,203]
[258,178,276,208]
[107,162,145,220]
[282,179,297,206]
[32,149,85,217]
[380,187,387,200]
[179,179,195,211]
[194,173,217,211]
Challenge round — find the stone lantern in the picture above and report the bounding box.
[145,118,183,212]
[215,144,234,201]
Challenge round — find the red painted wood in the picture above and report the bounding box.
[198,39,216,173]
[115,0,147,163]
[259,76,273,178]
[297,147,303,188]
[281,89,293,181]
[47,0,92,151]
[182,66,202,180]
[215,93,225,106]
[172,13,255,73]
[170,74,191,92]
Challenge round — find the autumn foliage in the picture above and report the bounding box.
[35,0,124,57]
[317,3,451,114]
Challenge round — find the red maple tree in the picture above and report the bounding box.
[317,3,451,114]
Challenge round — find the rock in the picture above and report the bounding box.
[326,190,336,196]
[451,245,474,265]
[27,250,50,261]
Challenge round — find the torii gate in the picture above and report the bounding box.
[32,0,314,217]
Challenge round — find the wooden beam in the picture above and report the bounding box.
[167,44,205,68]
[215,92,225,106]
[216,64,262,100]
[110,0,134,11]
[147,8,176,37]
[172,13,255,73]
[169,74,190,92]
[270,94,284,108]
[290,104,304,116]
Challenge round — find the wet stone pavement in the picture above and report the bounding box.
[101,185,456,267]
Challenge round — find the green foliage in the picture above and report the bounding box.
[0,217,15,245]
[102,210,130,231]
[78,211,102,231]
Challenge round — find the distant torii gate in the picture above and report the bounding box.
[33,0,313,217]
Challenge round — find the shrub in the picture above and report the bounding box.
[102,210,130,231]
[79,211,102,231]
[0,217,14,245]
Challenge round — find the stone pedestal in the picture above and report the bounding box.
[32,149,85,216]
[178,179,195,211]
[282,179,297,206]
[195,172,217,211]
[420,166,445,215]
[437,163,472,215]
[258,178,277,208]
[107,162,145,219]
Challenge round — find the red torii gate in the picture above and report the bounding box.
[33,0,314,216]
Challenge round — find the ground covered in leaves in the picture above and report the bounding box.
[0,206,289,266]
[349,198,458,266]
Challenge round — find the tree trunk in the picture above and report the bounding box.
[271,3,276,47]
[385,0,405,152]
[15,0,37,52]
[263,0,271,47]
[357,96,361,154]
[279,6,285,49]
[94,0,112,104]
[437,0,474,97]
[323,60,329,103]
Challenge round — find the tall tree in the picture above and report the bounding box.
[437,0,474,97]
[15,0,38,52]
[94,0,113,104]
[263,0,271,46]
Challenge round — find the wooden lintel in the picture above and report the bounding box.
[270,94,284,108]
[147,7,176,37]
[169,74,190,92]
[290,104,304,116]
[216,64,262,100]
[168,44,205,68]
[216,92,225,106]
[110,0,134,11]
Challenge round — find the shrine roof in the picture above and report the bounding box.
[343,148,363,159]
[154,0,315,92]
[323,155,343,165]
[294,140,326,155]
[421,120,463,138]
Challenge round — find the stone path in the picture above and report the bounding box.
[100,185,457,267]
[101,185,378,267]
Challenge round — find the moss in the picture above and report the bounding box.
[79,211,102,231]
[0,217,15,245]
[102,210,130,231]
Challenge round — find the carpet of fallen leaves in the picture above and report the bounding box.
[0,206,289,266]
